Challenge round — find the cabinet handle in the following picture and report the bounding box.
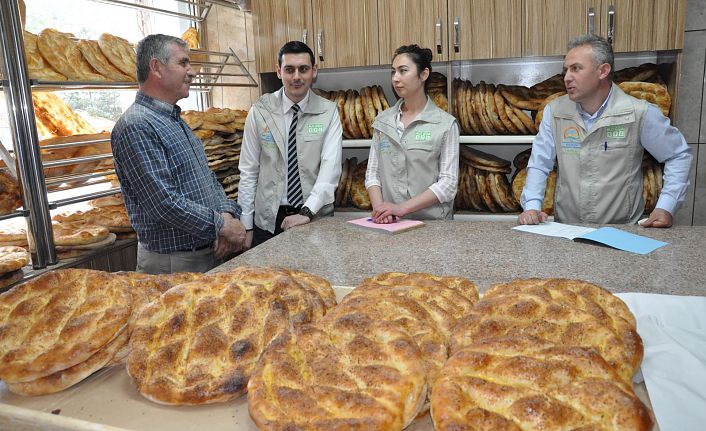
[302,29,307,45]
[453,17,459,53]
[435,17,442,54]
[587,7,595,34]
[317,29,324,61]
[607,5,615,45]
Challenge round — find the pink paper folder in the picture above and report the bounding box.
[346,217,425,234]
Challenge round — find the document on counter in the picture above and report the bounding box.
[512,222,668,255]
[347,217,425,234]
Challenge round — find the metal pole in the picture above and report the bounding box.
[0,0,57,267]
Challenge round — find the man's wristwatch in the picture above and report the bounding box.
[299,206,315,220]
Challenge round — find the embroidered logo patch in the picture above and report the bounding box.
[561,126,581,155]
[414,131,432,141]
[260,128,276,149]
[307,123,324,134]
[379,136,391,153]
[563,126,580,140]
[606,125,627,140]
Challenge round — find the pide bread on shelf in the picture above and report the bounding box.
[0,246,29,275]
[451,62,671,136]
[22,27,138,82]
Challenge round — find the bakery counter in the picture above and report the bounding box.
[215,215,706,296]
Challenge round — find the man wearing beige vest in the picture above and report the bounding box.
[238,41,342,247]
[519,34,692,227]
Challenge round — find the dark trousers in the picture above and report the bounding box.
[252,205,300,247]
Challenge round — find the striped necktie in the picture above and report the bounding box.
[287,103,303,208]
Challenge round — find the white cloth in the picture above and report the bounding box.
[617,293,706,431]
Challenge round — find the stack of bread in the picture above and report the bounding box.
[0,228,32,284]
[453,78,540,135]
[22,92,116,189]
[432,278,652,430]
[0,269,133,396]
[619,81,671,117]
[0,267,335,399]
[181,107,246,200]
[313,86,390,139]
[23,29,136,82]
[51,197,133,258]
[456,146,518,212]
[511,148,558,216]
[0,245,29,281]
[510,149,663,216]
[334,157,371,210]
[247,272,479,429]
[642,153,664,214]
[427,71,449,112]
[453,62,672,135]
[0,170,23,216]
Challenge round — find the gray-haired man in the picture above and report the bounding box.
[112,34,246,273]
[519,34,692,228]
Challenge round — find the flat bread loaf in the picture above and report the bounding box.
[450,288,640,385]
[4,328,128,396]
[52,222,110,246]
[37,29,104,81]
[97,33,137,79]
[77,39,134,82]
[0,246,29,274]
[0,170,23,216]
[23,31,67,81]
[431,337,652,431]
[247,313,427,430]
[127,280,294,405]
[0,269,131,383]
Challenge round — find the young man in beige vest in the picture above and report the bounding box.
[238,41,342,247]
[519,34,692,227]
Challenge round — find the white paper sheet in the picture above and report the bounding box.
[512,221,596,239]
[616,293,706,431]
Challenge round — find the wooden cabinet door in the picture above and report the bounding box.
[449,0,522,60]
[523,0,602,56]
[311,0,379,69]
[604,0,686,52]
[378,0,449,64]
[252,0,313,74]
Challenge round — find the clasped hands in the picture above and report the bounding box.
[370,202,406,224]
[214,212,247,259]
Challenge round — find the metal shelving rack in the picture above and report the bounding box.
[0,0,255,270]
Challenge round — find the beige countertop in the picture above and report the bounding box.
[216,215,706,296]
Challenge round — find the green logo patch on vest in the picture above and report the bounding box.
[307,123,324,134]
[606,125,627,141]
[414,131,432,141]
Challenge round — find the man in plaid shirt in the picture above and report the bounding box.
[112,34,245,274]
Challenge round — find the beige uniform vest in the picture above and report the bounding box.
[372,97,457,220]
[249,89,337,232]
[550,83,647,224]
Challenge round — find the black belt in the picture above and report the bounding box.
[177,243,211,252]
[279,205,301,216]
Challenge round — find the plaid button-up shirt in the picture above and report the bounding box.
[112,92,240,253]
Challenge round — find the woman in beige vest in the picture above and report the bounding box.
[365,44,459,222]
